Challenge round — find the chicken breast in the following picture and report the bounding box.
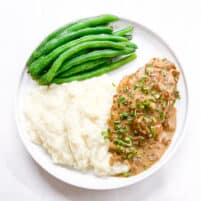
[108,58,180,176]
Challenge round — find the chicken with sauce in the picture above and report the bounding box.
[108,58,180,176]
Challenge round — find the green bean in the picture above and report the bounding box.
[29,26,113,63]
[57,48,135,75]
[27,14,118,65]
[124,34,133,40]
[124,42,138,49]
[28,34,128,77]
[53,53,137,84]
[65,14,118,32]
[31,49,90,80]
[59,59,110,78]
[114,26,133,36]
[27,22,76,65]
[38,41,128,85]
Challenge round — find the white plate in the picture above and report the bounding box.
[15,18,188,190]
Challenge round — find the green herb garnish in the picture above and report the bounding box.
[101,130,108,141]
[116,145,124,152]
[175,90,180,99]
[141,86,149,94]
[162,69,167,77]
[123,86,129,93]
[130,109,137,117]
[123,171,131,177]
[133,84,139,90]
[152,116,157,123]
[127,118,133,125]
[112,82,116,87]
[115,125,127,134]
[156,109,165,120]
[152,91,160,100]
[137,100,150,110]
[129,92,134,98]
[114,120,120,125]
[127,150,137,159]
[117,97,126,104]
[120,112,129,119]
[114,138,132,147]
[146,68,152,76]
[140,76,147,85]
[148,126,156,138]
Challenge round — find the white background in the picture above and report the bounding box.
[0,0,201,200]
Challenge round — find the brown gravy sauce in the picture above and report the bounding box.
[108,58,180,176]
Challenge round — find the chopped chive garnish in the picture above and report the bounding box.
[162,69,167,77]
[101,130,108,141]
[165,100,170,107]
[156,109,165,120]
[123,86,129,93]
[115,125,127,134]
[148,126,156,138]
[137,100,150,110]
[112,82,116,87]
[174,76,178,82]
[120,112,129,119]
[127,118,132,125]
[140,76,147,85]
[116,145,124,152]
[127,153,133,159]
[117,97,126,104]
[133,84,139,90]
[152,91,160,99]
[144,101,151,110]
[175,90,180,99]
[127,150,137,159]
[152,116,157,123]
[143,116,149,122]
[141,86,149,94]
[130,109,137,117]
[114,120,120,125]
[114,124,121,130]
[125,136,132,143]
[114,138,132,147]
[118,128,127,134]
[146,68,152,76]
[123,171,131,177]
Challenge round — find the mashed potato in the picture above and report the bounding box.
[23,75,128,176]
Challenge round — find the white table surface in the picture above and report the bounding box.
[0,0,201,200]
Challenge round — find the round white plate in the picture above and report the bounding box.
[15,18,188,190]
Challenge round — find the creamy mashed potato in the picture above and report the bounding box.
[23,75,128,176]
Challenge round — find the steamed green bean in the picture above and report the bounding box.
[114,26,133,37]
[29,26,113,63]
[59,59,109,78]
[27,14,119,65]
[57,48,135,75]
[53,53,137,84]
[39,41,129,84]
[28,34,128,77]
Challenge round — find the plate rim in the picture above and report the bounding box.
[14,17,189,190]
